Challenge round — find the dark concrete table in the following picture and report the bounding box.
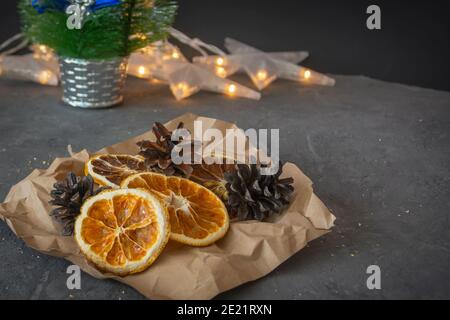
[0,75,449,299]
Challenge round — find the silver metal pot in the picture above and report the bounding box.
[59,56,128,108]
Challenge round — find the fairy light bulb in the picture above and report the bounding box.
[215,66,227,78]
[138,66,147,77]
[257,69,268,81]
[301,69,311,80]
[32,44,53,61]
[142,46,154,55]
[175,82,189,95]
[226,84,237,96]
[216,57,225,66]
[172,51,180,59]
[177,82,187,89]
[39,45,48,54]
[37,70,52,84]
[304,70,311,79]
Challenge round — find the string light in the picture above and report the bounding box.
[215,66,227,78]
[162,49,183,61]
[226,84,237,96]
[194,38,335,90]
[176,82,188,90]
[138,66,148,77]
[2,31,333,101]
[216,57,225,66]
[31,44,55,62]
[141,46,154,55]
[12,39,271,100]
[39,45,48,54]
[128,43,260,100]
[257,69,268,81]
[138,33,147,41]
[172,51,180,59]
[37,70,53,85]
[301,69,311,80]
[172,82,192,100]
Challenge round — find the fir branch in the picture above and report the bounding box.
[19,0,177,60]
[124,0,137,56]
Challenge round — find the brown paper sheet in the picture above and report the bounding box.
[0,113,335,300]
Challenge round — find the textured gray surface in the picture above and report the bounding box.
[0,74,449,300]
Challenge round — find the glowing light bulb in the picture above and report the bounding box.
[216,57,225,66]
[257,69,268,81]
[37,70,52,84]
[172,51,180,59]
[138,66,147,76]
[39,45,48,54]
[302,69,311,80]
[176,82,189,94]
[226,84,237,96]
[142,46,154,54]
[172,82,192,99]
[215,66,227,78]
[177,82,187,89]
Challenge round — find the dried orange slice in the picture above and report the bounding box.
[74,188,170,275]
[85,154,146,188]
[121,172,229,247]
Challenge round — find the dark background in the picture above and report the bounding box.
[2,0,449,91]
[1,1,450,300]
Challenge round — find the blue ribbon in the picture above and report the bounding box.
[31,0,122,14]
[91,0,122,10]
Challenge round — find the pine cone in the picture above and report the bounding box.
[225,163,294,221]
[189,162,236,200]
[137,122,194,176]
[49,173,109,236]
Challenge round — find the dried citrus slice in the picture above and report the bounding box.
[74,188,169,275]
[121,172,229,246]
[85,154,146,188]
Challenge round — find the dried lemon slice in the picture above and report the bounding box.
[121,172,229,247]
[74,188,169,275]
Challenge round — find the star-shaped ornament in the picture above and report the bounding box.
[0,45,58,86]
[128,43,261,101]
[225,37,310,67]
[194,38,335,90]
[30,44,59,75]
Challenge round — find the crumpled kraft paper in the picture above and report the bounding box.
[0,113,335,300]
